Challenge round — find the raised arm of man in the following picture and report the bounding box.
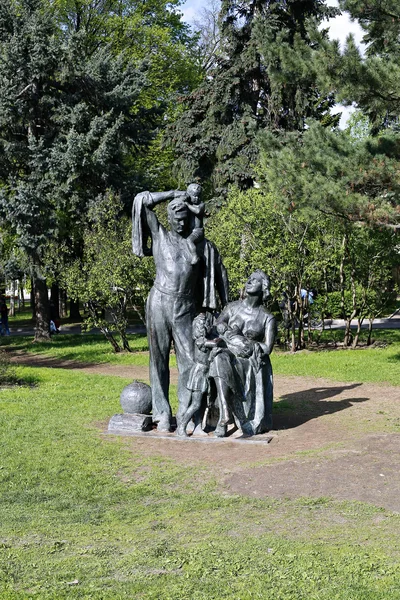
[132,189,187,257]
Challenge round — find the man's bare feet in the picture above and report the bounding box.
[157,414,172,432]
[176,424,189,437]
[214,423,227,437]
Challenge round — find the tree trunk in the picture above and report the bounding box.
[290,318,296,353]
[50,283,60,319]
[101,326,121,352]
[297,291,305,350]
[352,317,364,348]
[343,310,357,347]
[18,281,24,310]
[367,318,374,346]
[315,268,329,345]
[290,295,297,352]
[59,288,67,318]
[30,278,35,319]
[87,302,121,352]
[110,300,132,352]
[33,276,51,341]
[9,280,16,317]
[69,298,81,320]
[339,233,348,344]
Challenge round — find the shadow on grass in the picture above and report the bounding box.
[1,333,149,365]
[0,368,41,388]
[15,373,41,387]
[6,332,147,350]
[273,383,368,430]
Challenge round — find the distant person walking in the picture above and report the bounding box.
[0,299,10,336]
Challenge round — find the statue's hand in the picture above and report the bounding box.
[134,191,148,201]
[236,339,254,358]
[253,342,264,361]
[217,322,228,335]
[204,337,224,349]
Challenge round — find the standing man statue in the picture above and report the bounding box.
[132,185,229,432]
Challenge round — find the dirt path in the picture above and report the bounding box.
[10,350,400,512]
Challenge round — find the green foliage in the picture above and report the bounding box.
[52,0,201,193]
[0,0,172,336]
[259,121,400,226]
[208,184,398,349]
[0,0,157,256]
[313,288,397,321]
[318,1,400,132]
[208,187,336,299]
[345,109,371,141]
[168,0,340,200]
[62,194,154,352]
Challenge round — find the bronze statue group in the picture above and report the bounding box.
[132,185,276,438]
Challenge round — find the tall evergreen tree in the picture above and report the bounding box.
[167,0,339,201]
[321,0,400,132]
[52,0,201,191]
[0,0,157,339]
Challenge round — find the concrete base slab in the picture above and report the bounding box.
[105,427,274,444]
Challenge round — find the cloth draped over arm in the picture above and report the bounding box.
[132,192,153,257]
[201,240,229,310]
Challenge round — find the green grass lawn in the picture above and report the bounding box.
[3,329,399,385]
[6,305,35,329]
[1,366,400,599]
[272,328,400,386]
[0,334,154,366]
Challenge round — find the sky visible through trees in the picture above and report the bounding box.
[181,0,364,126]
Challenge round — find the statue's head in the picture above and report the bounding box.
[167,199,189,235]
[245,270,271,303]
[186,183,202,205]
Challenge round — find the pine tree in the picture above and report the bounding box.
[324,0,400,132]
[0,0,157,339]
[167,0,339,202]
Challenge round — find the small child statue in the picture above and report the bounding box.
[183,183,205,265]
[176,312,225,437]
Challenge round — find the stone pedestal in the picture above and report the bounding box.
[108,413,152,433]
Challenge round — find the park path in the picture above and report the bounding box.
[9,348,400,513]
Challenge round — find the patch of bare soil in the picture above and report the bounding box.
[226,433,400,512]
[9,349,400,511]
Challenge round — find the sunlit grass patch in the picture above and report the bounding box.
[272,339,400,386]
[1,367,400,598]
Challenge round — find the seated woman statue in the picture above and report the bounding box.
[209,270,276,437]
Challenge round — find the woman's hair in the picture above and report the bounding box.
[249,269,271,303]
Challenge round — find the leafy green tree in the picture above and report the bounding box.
[342,224,398,346]
[168,0,339,202]
[208,187,339,350]
[63,194,154,352]
[0,0,157,340]
[53,0,201,194]
[258,121,399,345]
